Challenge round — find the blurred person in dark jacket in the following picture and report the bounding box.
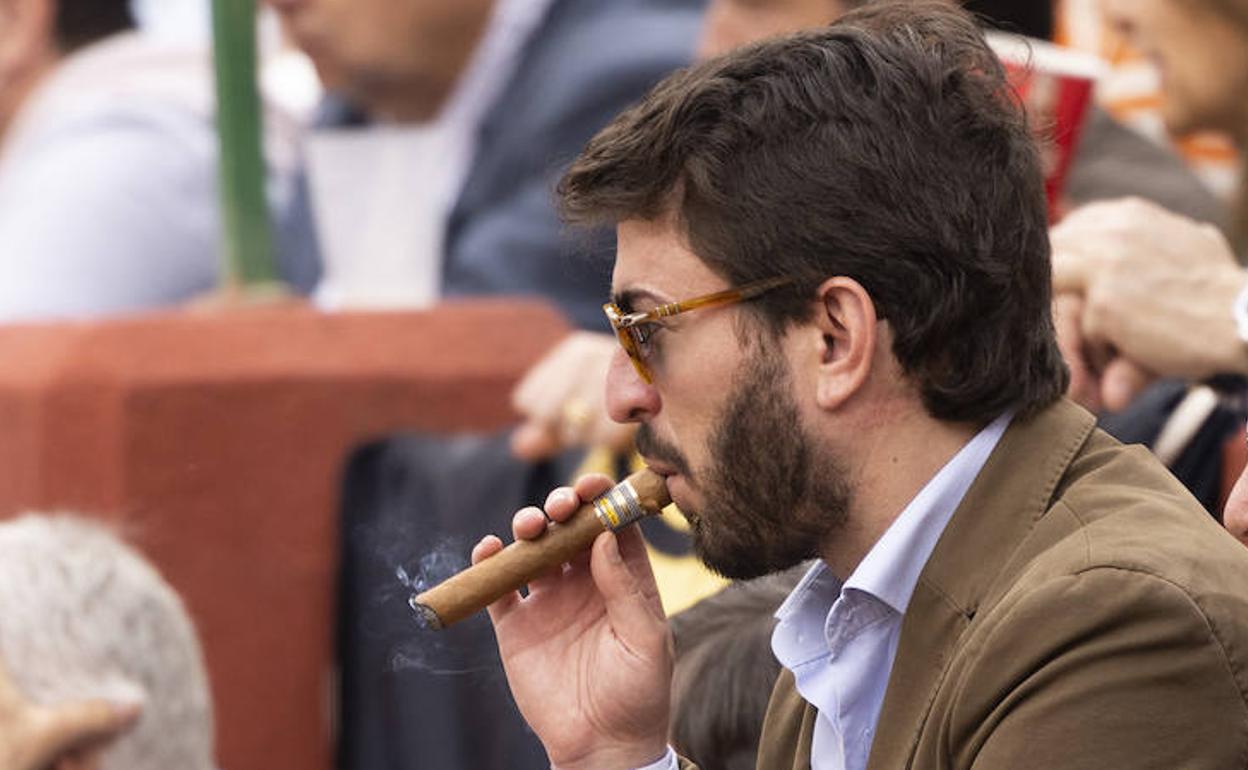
[268,0,704,329]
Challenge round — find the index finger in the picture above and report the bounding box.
[571,473,615,504]
[512,506,551,542]
[537,475,616,527]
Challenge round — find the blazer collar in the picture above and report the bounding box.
[864,399,1097,770]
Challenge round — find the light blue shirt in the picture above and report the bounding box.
[637,412,1011,770]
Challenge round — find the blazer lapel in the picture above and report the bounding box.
[864,400,1097,770]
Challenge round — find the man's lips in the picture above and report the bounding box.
[642,459,690,514]
[641,458,679,478]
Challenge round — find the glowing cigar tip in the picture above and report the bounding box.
[409,595,444,630]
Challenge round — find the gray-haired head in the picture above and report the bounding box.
[0,514,215,770]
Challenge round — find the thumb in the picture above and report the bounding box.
[1052,293,1101,412]
[32,699,142,761]
[589,528,666,650]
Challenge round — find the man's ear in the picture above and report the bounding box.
[0,0,55,79]
[811,276,877,411]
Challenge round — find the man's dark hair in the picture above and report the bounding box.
[559,0,1067,424]
[55,0,135,53]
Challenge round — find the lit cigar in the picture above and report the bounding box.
[410,468,670,629]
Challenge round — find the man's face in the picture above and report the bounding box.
[1101,0,1248,136]
[606,218,849,579]
[698,0,846,59]
[265,0,494,121]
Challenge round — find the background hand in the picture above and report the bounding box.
[473,474,672,770]
[1050,198,1246,409]
[1053,292,1107,411]
[0,658,141,770]
[511,333,637,460]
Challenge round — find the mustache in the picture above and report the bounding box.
[635,425,693,478]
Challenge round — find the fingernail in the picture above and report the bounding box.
[606,533,623,564]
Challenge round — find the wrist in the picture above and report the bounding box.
[631,745,679,770]
[551,739,670,770]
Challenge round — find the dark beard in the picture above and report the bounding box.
[640,342,851,580]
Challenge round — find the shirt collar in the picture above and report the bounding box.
[773,560,841,668]
[775,559,834,625]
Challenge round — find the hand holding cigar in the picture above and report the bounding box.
[410,468,670,629]
[449,469,675,769]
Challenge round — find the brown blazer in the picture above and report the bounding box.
[684,399,1248,770]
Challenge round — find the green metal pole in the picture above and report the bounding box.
[210,0,278,289]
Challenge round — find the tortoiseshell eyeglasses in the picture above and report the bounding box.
[602,276,793,383]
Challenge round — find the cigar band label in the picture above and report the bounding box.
[593,481,647,532]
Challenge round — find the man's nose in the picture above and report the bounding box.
[605,349,661,424]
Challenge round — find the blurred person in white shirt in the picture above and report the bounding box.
[0,0,312,322]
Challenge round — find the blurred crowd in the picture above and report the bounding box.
[2,0,1248,768]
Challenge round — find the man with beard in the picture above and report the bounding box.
[509,0,1226,463]
[473,2,1248,769]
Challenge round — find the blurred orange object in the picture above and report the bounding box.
[989,32,1103,220]
[1055,0,1241,198]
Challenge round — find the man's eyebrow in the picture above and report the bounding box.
[610,288,664,313]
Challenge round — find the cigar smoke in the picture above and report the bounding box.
[395,547,463,627]
[347,509,499,678]
[387,545,497,675]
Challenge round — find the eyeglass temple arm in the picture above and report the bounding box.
[611,276,792,328]
[652,276,792,318]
